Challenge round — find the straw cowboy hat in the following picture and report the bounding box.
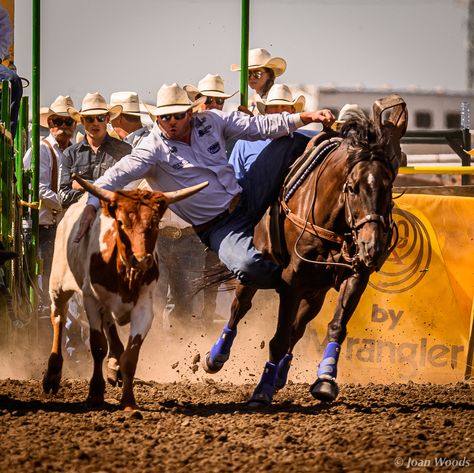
[109,91,149,117]
[331,103,367,131]
[67,92,122,122]
[145,83,206,118]
[39,95,75,128]
[230,48,287,77]
[255,84,305,114]
[183,74,238,101]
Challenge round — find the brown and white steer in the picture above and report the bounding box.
[42,174,207,410]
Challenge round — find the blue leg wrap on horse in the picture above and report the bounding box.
[250,362,277,404]
[209,324,237,364]
[317,342,341,378]
[275,353,293,389]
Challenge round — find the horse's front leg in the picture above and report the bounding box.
[249,281,301,406]
[203,283,257,374]
[311,270,370,402]
[120,293,154,411]
[43,289,74,394]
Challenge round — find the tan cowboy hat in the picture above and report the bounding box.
[183,74,238,101]
[40,95,75,127]
[230,48,287,77]
[67,92,123,122]
[255,84,305,114]
[145,83,206,118]
[109,91,149,117]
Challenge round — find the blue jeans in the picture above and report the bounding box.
[0,65,23,138]
[198,133,310,289]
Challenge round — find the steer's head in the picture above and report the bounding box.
[73,175,207,277]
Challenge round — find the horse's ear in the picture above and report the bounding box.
[373,95,408,141]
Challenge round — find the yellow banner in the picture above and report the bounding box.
[311,194,474,383]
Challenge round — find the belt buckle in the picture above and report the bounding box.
[165,226,182,239]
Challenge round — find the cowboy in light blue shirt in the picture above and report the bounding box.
[77,83,334,289]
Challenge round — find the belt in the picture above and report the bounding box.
[193,193,241,234]
[160,226,196,240]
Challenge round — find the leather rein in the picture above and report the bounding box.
[282,148,397,270]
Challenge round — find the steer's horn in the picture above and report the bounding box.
[72,173,116,202]
[162,181,209,204]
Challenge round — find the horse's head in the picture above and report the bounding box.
[340,112,401,270]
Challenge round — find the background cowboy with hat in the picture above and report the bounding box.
[231,47,287,114]
[184,74,237,112]
[109,91,150,148]
[58,92,131,208]
[23,95,78,313]
[229,84,307,180]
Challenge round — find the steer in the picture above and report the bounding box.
[43,174,207,410]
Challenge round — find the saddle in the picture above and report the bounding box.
[266,131,343,266]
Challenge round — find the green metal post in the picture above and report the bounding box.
[31,0,40,309]
[240,0,250,107]
[1,80,12,245]
[15,97,29,198]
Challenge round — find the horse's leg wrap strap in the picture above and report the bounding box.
[275,353,293,389]
[209,324,237,365]
[250,362,277,405]
[317,341,341,379]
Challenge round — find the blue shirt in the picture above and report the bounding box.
[228,138,271,180]
[88,109,303,225]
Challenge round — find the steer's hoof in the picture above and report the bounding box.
[42,371,62,395]
[86,393,105,407]
[202,352,225,374]
[310,378,339,403]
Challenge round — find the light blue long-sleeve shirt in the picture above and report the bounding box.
[88,109,303,225]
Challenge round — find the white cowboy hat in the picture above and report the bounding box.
[183,74,238,101]
[145,83,206,118]
[109,91,149,117]
[331,104,367,131]
[40,95,75,127]
[255,84,305,114]
[230,48,287,77]
[67,92,123,122]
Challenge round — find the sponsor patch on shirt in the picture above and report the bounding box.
[198,125,212,137]
[208,142,221,154]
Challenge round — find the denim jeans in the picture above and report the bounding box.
[156,231,206,325]
[198,133,310,289]
[0,65,23,138]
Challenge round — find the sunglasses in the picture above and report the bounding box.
[248,70,265,80]
[83,114,107,124]
[51,117,75,127]
[205,96,225,106]
[159,112,187,122]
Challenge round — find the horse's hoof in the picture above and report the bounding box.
[246,399,270,409]
[202,352,225,374]
[310,378,339,403]
[42,371,62,395]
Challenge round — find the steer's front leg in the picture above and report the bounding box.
[120,291,154,411]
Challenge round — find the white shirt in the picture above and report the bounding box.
[124,126,150,148]
[88,109,302,226]
[23,134,68,225]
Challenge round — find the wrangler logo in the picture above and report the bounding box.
[208,142,220,154]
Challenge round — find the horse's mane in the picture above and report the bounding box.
[339,113,394,172]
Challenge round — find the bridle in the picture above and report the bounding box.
[291,155,398,271]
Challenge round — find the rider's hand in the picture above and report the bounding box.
[300,109,335,128]
[74,205,97,243]
[71,180,84,191]
[237,105,254,117]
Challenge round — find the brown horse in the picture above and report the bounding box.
[203,96,407,406]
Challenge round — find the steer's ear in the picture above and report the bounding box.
[161,181,208,204]
[72,174,116,202]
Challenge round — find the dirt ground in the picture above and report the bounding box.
[0,378,473,473]
[1,292,473,472]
